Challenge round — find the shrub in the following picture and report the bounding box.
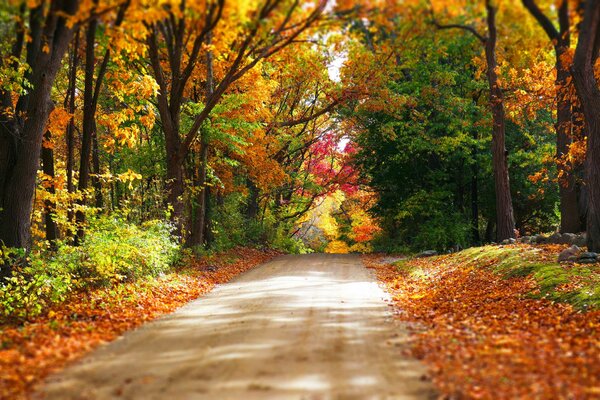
[0,217,180,322]
[52,217,180,285]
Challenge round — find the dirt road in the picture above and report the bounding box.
[39,254,435,400]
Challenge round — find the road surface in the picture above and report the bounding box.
[39,254,435,400]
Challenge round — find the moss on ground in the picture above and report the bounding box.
[394,245,600,310]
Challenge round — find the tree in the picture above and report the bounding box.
[75,0,130,242]
[432,0,516,241]
[522,0,582,233]
[146,0,326,240]
[571,0,600,251]
[0,1,79,273]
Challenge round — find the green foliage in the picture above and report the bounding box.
[53,217,180,285]
[0,217,180,322]
[348,27,559,250]
[202,193,310,254]
[0,265,72,322]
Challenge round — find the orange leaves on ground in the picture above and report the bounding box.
[0,247,281,400]
[364,247,600,399]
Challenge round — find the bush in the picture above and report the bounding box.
[0,217,180,322]
[51,217,180,286]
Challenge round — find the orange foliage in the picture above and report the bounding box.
[364,246,600,399]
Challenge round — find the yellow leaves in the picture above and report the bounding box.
[325,240,350,254]
[117,169,142,190]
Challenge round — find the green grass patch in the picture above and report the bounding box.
[450,245,600,310]
[389,245,600,310]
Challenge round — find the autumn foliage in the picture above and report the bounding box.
[365,245,600,399]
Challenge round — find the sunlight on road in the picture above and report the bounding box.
[41,254,435,400]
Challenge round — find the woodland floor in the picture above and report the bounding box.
[36,253,435,400]
[365,244,600,399]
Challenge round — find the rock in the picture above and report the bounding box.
[548,232,563,243]
[574,233,587,247]
[579,252,598,260]
[416,250,438,258]
[561,233,577,245]
[501,238,516,245]
[519,236,532,244]
[201,265,219,272]
[579,258,598,264]
[531,234,547,244]
[558,245,581,262]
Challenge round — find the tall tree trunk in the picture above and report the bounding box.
[471,130,481,245]
[92,124,103,209]
[65,30,79,229]
[0,2,78,265]
[485,0,516,241]
[246,179,260,220]
[41,130,59,246]
[75,0,126,241]
[522,0,581,233]
[189,33,215,247]
[556,56,581,233]
[571,0,600,251]
[75,8,99,242]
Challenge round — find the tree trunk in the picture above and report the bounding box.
[65,30,79,229]
[0,1,78,261]
[246,179,260,220]
[75,10,99,242]
[522,0,581,233]
[92,123,103,209]
[189,33,215,247]
[485,0,516,241]
[571,0,600,252]
[556,59,581,233]
[41,130,59,246]
[471,130,480,245]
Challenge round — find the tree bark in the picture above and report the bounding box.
[522,0,581,232]
[75,0,127,241]
[75,9,99,242]
[92,124,103,209]
[65,30,79,229]
[485,1,516,241]
[571,0,600,251]
[41,130,59,246]
[0,1,78,263]
[188,32,215,247]
[471,130,480,245]
[432,1,515,241]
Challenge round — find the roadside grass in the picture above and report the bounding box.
[394,244,600,309]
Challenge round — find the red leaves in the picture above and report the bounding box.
[365,248,600,399]
[0,247,280,400]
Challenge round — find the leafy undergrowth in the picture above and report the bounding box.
[365,244,600,399]
[0,247,281,400]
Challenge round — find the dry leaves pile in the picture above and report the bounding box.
[0,247,280,400]
[365,246,600,399]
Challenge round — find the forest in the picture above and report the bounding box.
[1,0,600,399]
